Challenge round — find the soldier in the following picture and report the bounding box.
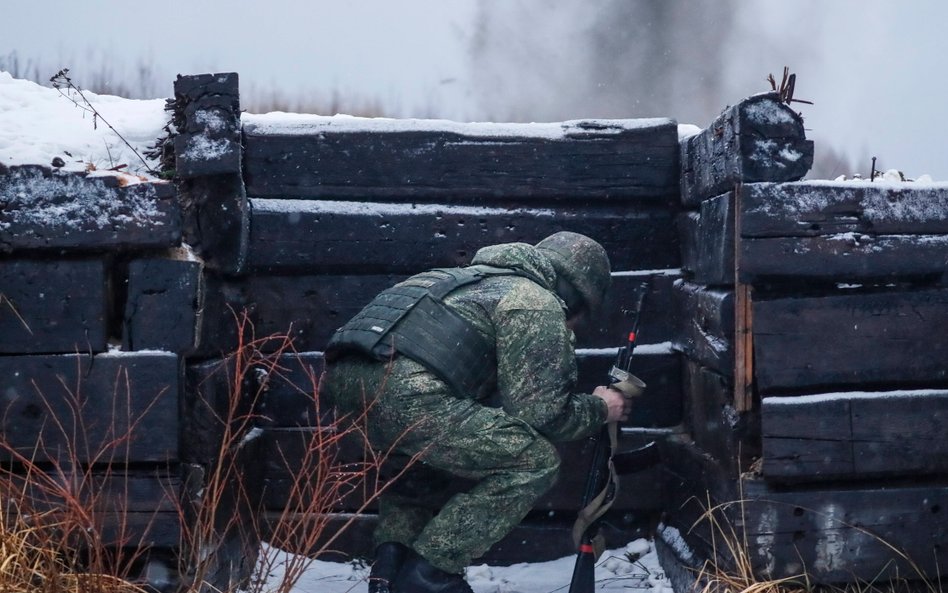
[320,232,632,593]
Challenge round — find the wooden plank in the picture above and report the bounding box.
[196,273,406,357]
[733,184,754,412]
[762,390,948,481]
[0,352,180,463]
[123,249,204,354]
[8,470,180,514]
[662,438,948,585]
[0,166,180,253]
[680,93,813,206]
[681,359,758,474]
[173,72,241,179]
[677,211,701,279]
[738,478,948,584]
[753,288,948,394]
[257,352,326,428]
[733,183,948,281]
[242,117,680,201]
[246,198,681,274]
[173,73,248,274]
[740,182,948,238]
[740,233,948,282]
[678,191,736,286]
[0,258,108,354]
[673,281,734,377]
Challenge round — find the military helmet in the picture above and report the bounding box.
[535,231,611,315]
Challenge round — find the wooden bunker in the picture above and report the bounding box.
[1,71,946,591]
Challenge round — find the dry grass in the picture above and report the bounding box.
[0,310,415,592]
[688,494,943,593]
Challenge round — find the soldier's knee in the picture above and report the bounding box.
[523,437,560,491]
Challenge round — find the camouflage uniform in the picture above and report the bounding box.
[321,241,607,575]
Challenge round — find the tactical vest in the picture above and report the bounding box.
[325,265,540,399]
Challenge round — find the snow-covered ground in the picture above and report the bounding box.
[0,71,166,176]
[254,540,672,593]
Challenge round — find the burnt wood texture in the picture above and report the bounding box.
[0,352,179,463]
[0,165,180,252]
[0,258,108,354]
[242,116,679,201]
[752,288,948,394]
[663,439,948,585]
[680,92,813,207]
[173,72,248,273]
[123,249,204,353]
[739,182,948,282]
[246,197,680,274]
[761,390,948,481]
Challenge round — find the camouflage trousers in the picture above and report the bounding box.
[321,355,560,574]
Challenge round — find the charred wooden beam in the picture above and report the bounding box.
[0,352,180,463]
[173,72,248,274]
[242,117,680,201]
[681,359,759,474]
[0,258,108,354]
[198,270,681,355]
[753,288,948,394]
[741,181,948,237]
[680,93,813,206]
[738,477,948,584]
[246,198,681,275]
[662,438,948,585]
[0,166,179,253]
[761,389,948,481]
[123,248,204,354]
[673,281,734,377]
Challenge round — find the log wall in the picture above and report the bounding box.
[668,91,948,587]
[4,72,947,590]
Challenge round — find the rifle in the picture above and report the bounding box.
[568,283,659,593]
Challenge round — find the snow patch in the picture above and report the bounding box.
[242,111,672,140]
[0,168,166,232]
[251,197,557,218]
[0,72,166,176]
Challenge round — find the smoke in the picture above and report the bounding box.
[467,0,736,123]
[465,0,948,180]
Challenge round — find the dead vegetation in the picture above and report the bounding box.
[0,311,416,592]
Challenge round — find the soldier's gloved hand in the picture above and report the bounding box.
[593,385,632,423]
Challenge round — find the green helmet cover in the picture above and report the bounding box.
[535,231,611,315]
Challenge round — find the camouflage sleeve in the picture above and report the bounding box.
[493,285,607,442]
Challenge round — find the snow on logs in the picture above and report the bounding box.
[241,114,680,201]
[667,91,948,585]
[679,91,813,207]
[0,165,179,252]
[682,181,948,284]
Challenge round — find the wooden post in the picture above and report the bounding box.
[733,183,754,412]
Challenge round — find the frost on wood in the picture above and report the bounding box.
[0,166,180,251]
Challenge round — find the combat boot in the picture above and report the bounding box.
[393,553,473,593]
[368,542,409,593]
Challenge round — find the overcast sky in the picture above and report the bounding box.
[3,0,946,180]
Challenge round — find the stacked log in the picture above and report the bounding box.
[0,165,188,590]
[660,92,948,588]
[174,73,689,563]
